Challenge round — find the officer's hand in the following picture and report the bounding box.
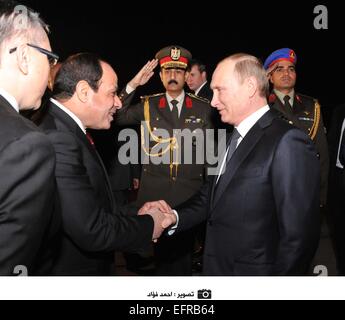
[138,200,172,215]
[128,59,158,89]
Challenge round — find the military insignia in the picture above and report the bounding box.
[170,47,181,61]
[289,50,295,60]
[269,93,277,104]
[304,111,310,116]
[186,96,193,109]
[185,115,203,124]
[296,95,302,104]
[159,97,166,109]
[299,117,314,122]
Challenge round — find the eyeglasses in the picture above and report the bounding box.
[9,43,59,66]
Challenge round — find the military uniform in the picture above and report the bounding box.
[264,48,329,206]
[115,45,213,275]
[268,92,329,205]
[116,91,213,207]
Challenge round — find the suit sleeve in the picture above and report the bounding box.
[47,131,153,253]
[115,89,145,126]
[0,132,56,275]
[271,128,321,275]
[314,111,329,206]
[173,177,212,232]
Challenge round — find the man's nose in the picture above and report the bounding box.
[114,95,122,109]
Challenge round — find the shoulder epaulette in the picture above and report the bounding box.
[140,93,165,101]
[186,92,210,103]
[296,93,317,102]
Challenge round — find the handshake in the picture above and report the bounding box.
[138,200,177,241]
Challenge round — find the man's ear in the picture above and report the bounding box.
[16,44,30,75]
[201,71,207,82]
[75,80,90,103]
[247,76,258,98]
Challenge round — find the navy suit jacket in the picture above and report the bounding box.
[39,101,154,275]
[0,96,59,275]
[175,110,321,275]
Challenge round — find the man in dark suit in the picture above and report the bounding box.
[0,1,60,275]
[116,46,214,275]
[186,59,213,101]
[264,48,329,207]
[327,104,345,274]
[142,53,321,275]
[39,53,171,275]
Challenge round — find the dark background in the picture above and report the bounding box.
[22,0,340,126]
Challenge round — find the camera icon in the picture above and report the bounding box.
[197,289,212,299]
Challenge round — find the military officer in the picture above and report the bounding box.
[116,45,213,275]
[264,48,329,207]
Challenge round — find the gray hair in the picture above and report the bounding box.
[226,53,269,98]
[0,2,49,53]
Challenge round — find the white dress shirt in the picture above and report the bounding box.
[50,98,86,134]
[194,81,208,96]
[0,88,19,113]
[166,91,185,117]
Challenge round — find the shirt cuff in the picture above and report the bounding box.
[126,84,135,94]
[167,210,179,236]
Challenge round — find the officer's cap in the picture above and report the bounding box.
[264,48,297,71]
[155,45,192,70]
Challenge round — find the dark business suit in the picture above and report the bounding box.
[327,104,345,274]
[39,100,154,275]
[116,90,213,275]
[269,92,329,206]
[175,110,321,275]
[0,95,58,275]
[196,82,213,102]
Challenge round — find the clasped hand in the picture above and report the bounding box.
[138,200,176,242]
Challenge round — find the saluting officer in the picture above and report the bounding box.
[116,45,213,275]
[264,48,329,207]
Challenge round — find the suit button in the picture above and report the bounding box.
[172,177,177,182]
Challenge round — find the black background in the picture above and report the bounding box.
[21,0,340,125]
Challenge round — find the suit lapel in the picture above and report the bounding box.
[48,102,115,211]
[211,111,275,211]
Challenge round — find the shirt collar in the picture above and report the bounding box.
[50,98,86,134]
[194,81,208,96]
[236,105,270,139]
[166,91,185,106]
[0,88,19,113]
[274,89,295,105]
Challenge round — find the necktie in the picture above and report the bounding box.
[86,132,95,148]
[217,128,241,184]
[284,95,292,110]
[225,128,241,164]
[171,99,179,118]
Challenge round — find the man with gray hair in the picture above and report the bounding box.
[0,1,60,275]
[142,53,321,275]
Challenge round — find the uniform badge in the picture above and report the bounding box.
[185,115,203,124]
[289,50,295,60]
[170,47,181,61]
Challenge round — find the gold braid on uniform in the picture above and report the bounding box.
[141,97,179,178]
[309,100,321,140]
